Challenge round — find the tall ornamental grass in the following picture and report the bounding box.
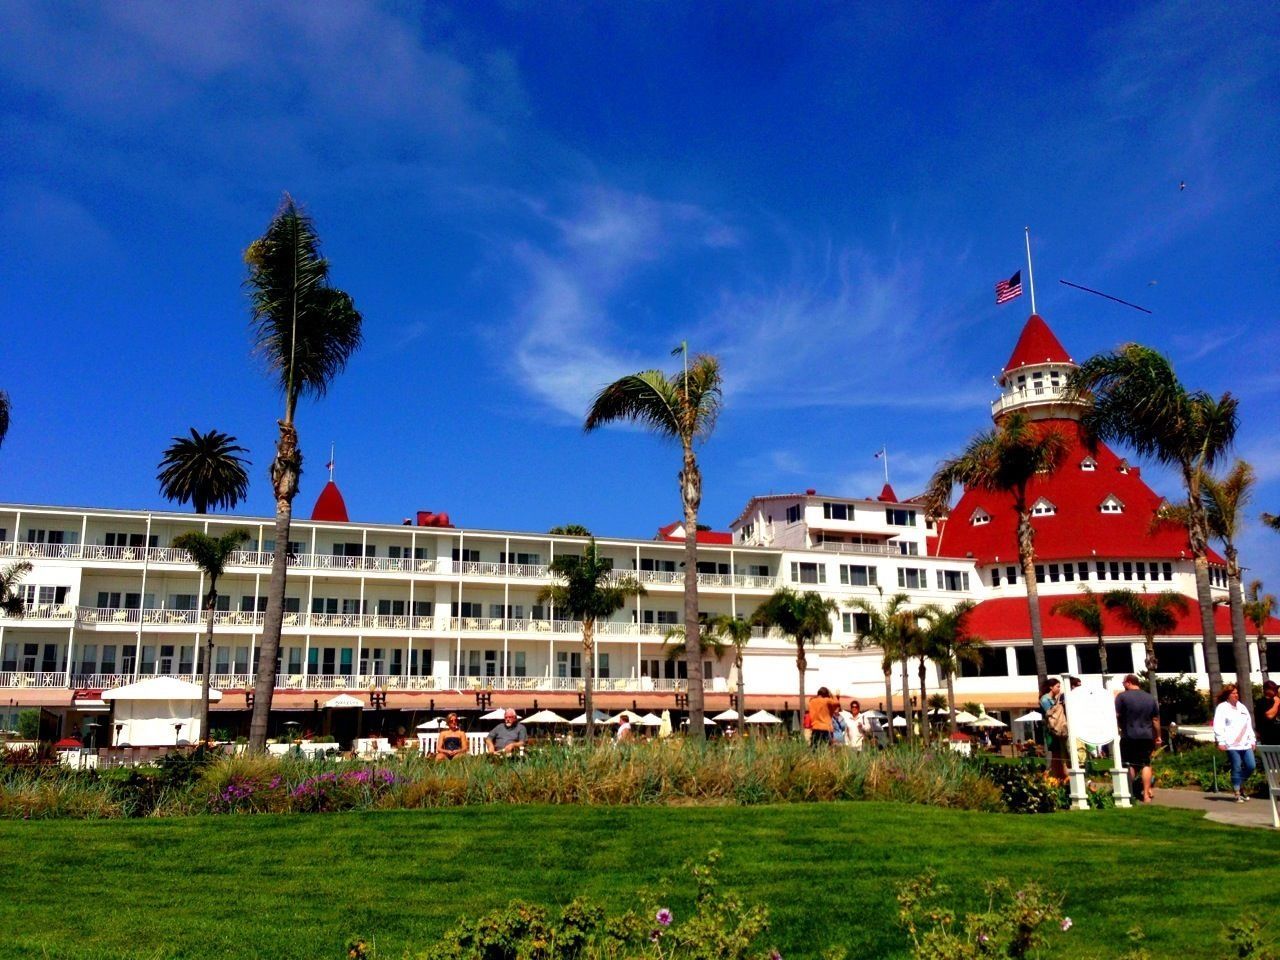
[0,740,1003,818]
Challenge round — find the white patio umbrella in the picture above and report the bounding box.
[415,718,444,730]
[658,710,673,738]
[681,716,717,726]
[712,709,740,722]
[569,710,609,725]
[744,709,782,724]
[323,693,365,709]
[523,709,569,724]
[891,716,909,728]
[637,712,663,727]
[479,708,508,721]
[861,709,886,719]
[972,714,1008,728]
[607,710,644,725]
[953,710,980,724]
[1013,710,1043,723]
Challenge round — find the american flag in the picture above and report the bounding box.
[995,270,1023,304]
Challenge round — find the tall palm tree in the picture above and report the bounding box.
[753,587,838,727]
[1102,590,1191,708]
[585,350,723,739]
[847,591,914,743]
[1052,588,1110,683]
[919,600,982,736]
[0,561,32,616]
[1200,461,1256,718]
[1069,344,1237,702]
[1244,580,1275,683]
[0,389,10,451]
[668,614,755,738]
[537,539,644,741]
[924,412,1070,688]
[171,529,251,743]
[244,195,364,751]
[157,428,251,514]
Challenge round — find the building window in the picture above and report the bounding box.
[897,568,927,589]
[785,505,803,524]
[790,562,826,584]
[937,570,969,591]
[1100,496,1124,513]
[1006,566,1018,584]
[1162,562,1173,580]
[896,541,920,556]
[1080,457,1097,471]
[1031,498,1056,516]
[971,509,991,526]
[885,508,916,527]
[839,564,877,587]
[740,522,755,541]
[991,568,1001,587]
[1077,562,1089,580]
[823,502,849,521]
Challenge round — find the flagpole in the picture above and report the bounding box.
[1024,227,1037,314]
[881,446,889,485]
[328,442,335,482]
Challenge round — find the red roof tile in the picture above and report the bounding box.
[877,483,899,502]
[1002,314,1072,375]
[965,594,1280,643]
[310,481,350,523]
[934,419,1224,565]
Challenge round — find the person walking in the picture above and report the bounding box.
[807,687,841,748]
[1039,677,1066,779]
[1115,674,1161,803]
[1256,680,1280,747]
[841,700,872,751]
[1213,683,1257,802]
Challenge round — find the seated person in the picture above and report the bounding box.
[486,709,529,755]
[435,714,468,760]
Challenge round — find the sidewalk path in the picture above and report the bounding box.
[1151,788,1276,829]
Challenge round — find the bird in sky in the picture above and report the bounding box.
[1179,180,1187,190]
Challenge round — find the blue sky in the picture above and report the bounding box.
[1,2,1278,581]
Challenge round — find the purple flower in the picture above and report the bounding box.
[770,951,782,960]
[649,930,661,943]
[979,934,989,943]
[656,908,672,926]
[1061,917,1073,932]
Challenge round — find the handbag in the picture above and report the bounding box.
[1046,700,1068,738]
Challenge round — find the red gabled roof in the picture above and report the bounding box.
[1002,314,1072,375]
[310,481,350,523]
[877,483,899,502]
[656,522,733,545]
[965,595,1280,643]
[935,419,1224,565]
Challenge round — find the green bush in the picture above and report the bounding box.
[16,709,39,740]
[973,758,1067,814]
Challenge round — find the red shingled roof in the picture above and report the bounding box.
[935,419,1224,565]
[1002,314,1072,375]
[965,594,1280,643]
[877,483,899,502]
[310,481,350,523]
[656,521,734,545]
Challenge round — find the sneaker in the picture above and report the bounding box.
[1235,794,1246,804]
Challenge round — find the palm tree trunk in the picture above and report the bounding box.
[796,644,806,734]
[249,417,302,752]
[735,650,746,739]
[680,441,705,741]
[1096,630,1110,686]
[918,659,929,745]
[945,668,957,736]
[1185,470,1222,702]
[583,619,595,742]
[1226,548,1254,724]
[1017,505,1048,687]
[1257,629,1271,683]
[900,655,912,742]
[1145,639,1161,710]
[883,668,894,745]
[200,591,216,746]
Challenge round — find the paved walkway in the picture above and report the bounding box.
[1151,787,1277,829]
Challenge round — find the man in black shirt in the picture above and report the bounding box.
[1115,674,1161,802]
[1257,680,1280,746]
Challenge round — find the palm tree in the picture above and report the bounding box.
[1069,344,1237,702]
[244,195,364,751]
[0,389,10,451]
[1200,461,1256,718]
[1262,513,1280,531]
[1052,588,1110,683]
[157,428,251,514]
[0,561,32,616]
[924,412,1070,688]
[753,587,838,727]
[537,538,644,741]
[847,592,914,743]
[668,614,755,738]
[919,600,983,736]
[1102,590,1191,708]
[171,529,251,743]
[584,350,723,739]
[1244,580,1275,683]
[548,524,592,536]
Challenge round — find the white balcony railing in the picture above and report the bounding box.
[812,541,901,556]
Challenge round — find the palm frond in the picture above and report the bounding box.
[0,560,32,616]
[0,389,10,451]
[1199,459,1254,543]
[584,371,683,438]
[172,529,252,583]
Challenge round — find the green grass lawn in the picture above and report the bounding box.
[3,803,1277,960]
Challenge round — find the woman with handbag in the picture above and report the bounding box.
[1039,677,1066,779]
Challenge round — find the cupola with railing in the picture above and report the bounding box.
[990,314,1086,422]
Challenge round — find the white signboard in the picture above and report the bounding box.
[1065,686,1118,747]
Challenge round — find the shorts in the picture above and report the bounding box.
[1121,737,1154,768]
[810,729,832,747]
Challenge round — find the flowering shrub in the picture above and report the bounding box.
[292,768,397,813]
[974,760,1067,814]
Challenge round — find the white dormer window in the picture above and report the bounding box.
[1031,498,1056,517]
[1080,457,1097,472]
[970,508,991,526]
[1099,495,1124,514]
[1117,460,1130,475]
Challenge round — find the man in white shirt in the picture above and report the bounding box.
[840,700,873,751]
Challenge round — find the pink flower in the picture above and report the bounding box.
[770,951,782,960]
[1061,917,1073,932]
[656,908,673,926]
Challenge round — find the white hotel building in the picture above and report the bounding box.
[1,315,1273,740]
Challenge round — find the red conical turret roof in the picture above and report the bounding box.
[310,481,349,523]
[1002,314,1072,375]
[877,483,899,502]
